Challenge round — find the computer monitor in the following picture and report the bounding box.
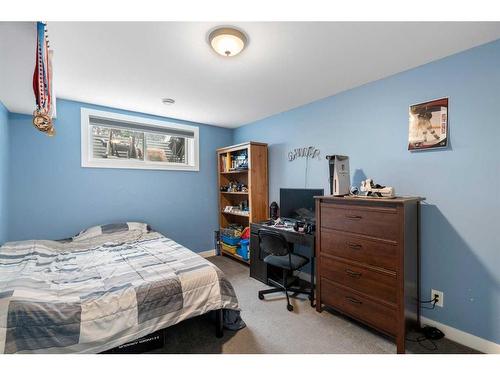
[279,188,324,222]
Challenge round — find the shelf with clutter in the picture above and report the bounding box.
[220,180,249,193]
[217,225,251,263]
[219,148,249,173]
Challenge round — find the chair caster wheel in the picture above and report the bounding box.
[287,304,293,312]
[258,293,264,300]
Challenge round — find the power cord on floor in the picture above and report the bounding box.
[406,324,445,352]
[406,334,438,351]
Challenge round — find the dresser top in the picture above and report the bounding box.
[315,195,424,204]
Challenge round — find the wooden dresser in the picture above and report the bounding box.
[315,196,422,354]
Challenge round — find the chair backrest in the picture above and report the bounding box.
[258,229,290,259]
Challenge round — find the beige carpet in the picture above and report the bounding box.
[151,256,479,354]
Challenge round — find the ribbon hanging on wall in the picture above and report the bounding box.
[32,21,56,136]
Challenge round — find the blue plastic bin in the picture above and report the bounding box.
[237,239,250,260]
[221,234,240,246]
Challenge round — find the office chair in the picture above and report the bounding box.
[257,229,311,312]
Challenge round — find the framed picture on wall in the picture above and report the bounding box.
[408,97,448,151]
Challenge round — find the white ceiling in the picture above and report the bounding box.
[1,22,500,127]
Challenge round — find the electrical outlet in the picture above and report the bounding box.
[431,289,444,308]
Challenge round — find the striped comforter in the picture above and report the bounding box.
[0,223,243,354]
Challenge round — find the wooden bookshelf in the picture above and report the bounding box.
[217,142,268,265]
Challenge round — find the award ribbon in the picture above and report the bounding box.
[32,21,55,136]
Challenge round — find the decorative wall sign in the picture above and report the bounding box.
[408,98,448,151]
[288,146,320,161]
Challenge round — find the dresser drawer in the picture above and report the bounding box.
[320,228,398,271]
[320,256,397,304]
[320,203,399,241]
[321,279,397,336]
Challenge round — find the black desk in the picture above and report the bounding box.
[249,222,316,307]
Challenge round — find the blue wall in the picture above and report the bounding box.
[7,99,233,252]
[234,40,500,344]
[0,102,9,244]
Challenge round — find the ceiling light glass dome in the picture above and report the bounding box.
[208,27,247,57]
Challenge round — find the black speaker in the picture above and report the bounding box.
[269,201,279,220]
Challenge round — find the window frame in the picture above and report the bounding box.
[81,108,199,171]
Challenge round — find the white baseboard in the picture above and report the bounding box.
[420,316,499,354]
[198,249,216,258]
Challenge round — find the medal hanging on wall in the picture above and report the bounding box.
[32,21,55,136]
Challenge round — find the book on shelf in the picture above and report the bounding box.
[223,206,250,216]
[220,155,228,172]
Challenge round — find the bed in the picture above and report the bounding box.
[0,222,244,354]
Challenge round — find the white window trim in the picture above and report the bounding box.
[81,108,199,171]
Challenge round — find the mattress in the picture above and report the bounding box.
[0,223,243,354]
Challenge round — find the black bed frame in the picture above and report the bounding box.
[215,308,224,338]
[103,308,224,354]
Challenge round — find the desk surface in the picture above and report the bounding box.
[250,221,315,247]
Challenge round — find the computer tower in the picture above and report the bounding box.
[326,155,350,196]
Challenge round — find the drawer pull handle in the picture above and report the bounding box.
[346,296,362,305]
[345,269,362,278]
[347,242,362,250]
[345,214,362,220]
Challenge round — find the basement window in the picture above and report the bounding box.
[81,108,199,171]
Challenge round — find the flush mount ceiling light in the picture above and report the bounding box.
[162,98,175,105]
[208,27,247,57]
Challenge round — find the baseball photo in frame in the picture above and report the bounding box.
[408,97,448,151]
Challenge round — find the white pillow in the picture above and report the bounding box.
[72,222,150,241]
